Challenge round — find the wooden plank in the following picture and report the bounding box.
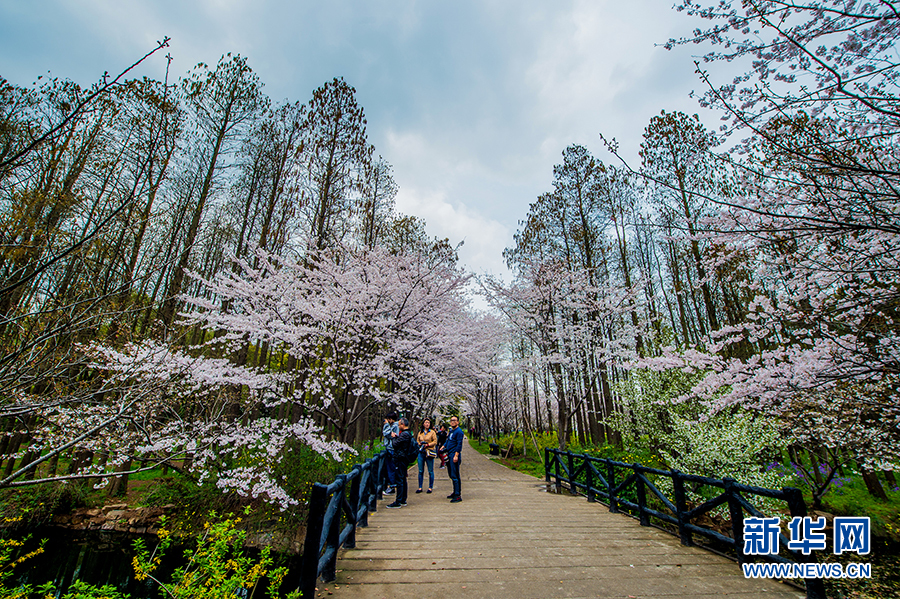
[327,439,803,599]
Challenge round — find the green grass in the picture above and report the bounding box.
[128,466,167,482]
[470,437,546,479]
[497,453,545,478]
[817,477,900,540]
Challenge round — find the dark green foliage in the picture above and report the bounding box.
[0,481,91,529]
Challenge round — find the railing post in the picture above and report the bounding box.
[607,459,618,513]
[586,458,595,503]
[544,448,550,483]
[358,463,371,525]
[299,483,328,598]
[554,451,562,494]
[635,465,649,526]
[366,457,378,513]
[784,487,827,599]
[376,452,385,501]
[567,451,577,495]
[322,478,343,582]
[723,478,745,565]
[671,470,693,546]
[347,469,360,547]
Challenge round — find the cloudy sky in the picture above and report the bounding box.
[0,0,722,282]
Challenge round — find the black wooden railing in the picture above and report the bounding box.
[545,448,826,599]
[297,450,388,598]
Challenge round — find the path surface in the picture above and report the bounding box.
[326,440,803,599]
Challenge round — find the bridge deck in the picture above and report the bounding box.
[327,440,803,599]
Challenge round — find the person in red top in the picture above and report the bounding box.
[436,423,449,469]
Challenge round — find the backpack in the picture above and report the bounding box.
[393,431,417,465]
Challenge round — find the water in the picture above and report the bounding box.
[536,482,561,493]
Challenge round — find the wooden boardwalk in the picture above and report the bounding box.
[326,440,804,599]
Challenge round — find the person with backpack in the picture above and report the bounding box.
[387,417,415,508]
[382,412,399,494]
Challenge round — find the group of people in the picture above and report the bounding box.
[380,412,464,508]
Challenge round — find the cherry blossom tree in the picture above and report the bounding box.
[178,242,476,443]
[88,340,345,509]
[630,0,900,500]
[21,236,485,508]
[0,51,457,507]
[668,0,900,135]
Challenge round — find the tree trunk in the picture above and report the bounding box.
[107,453,133,498]
[159,80,238,330]
[861,469,888,501]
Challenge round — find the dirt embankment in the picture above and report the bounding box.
[50,503,171,534]
[50,503,307,553]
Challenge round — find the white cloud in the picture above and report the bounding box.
[394,186,510,275]
[393,184,509,314]
[383,128,513,278]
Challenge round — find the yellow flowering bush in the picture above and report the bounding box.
[1,511,297,598]
[132,509,299,598]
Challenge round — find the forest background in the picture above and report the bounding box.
[0,0,898,597]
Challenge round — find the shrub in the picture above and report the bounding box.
[0,482,91,530]
[132,510,299,599]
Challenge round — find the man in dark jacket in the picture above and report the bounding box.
[387,417,413,508]
[441,416,464,502]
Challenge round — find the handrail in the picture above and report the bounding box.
[544,448,827,599]
[297,449,388,598]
